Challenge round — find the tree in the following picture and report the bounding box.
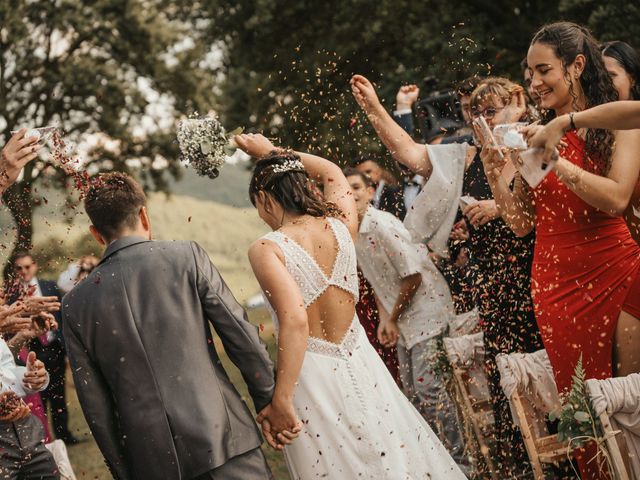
[559,0,640,44]
[203,0,559,160]
[203,0,639,162]
[0,0,216,259]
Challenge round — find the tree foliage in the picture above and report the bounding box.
[0,0,215,255]
[203,0,639,161]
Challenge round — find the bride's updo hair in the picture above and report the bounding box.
[249,150,342,217]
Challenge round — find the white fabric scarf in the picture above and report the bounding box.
[403,143,468,258]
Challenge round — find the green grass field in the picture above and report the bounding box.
[65,309,291,479]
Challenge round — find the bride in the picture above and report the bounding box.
[235,133,466,480]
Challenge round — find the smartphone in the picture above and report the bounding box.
[459,195,478,209]
[473,116,504,160]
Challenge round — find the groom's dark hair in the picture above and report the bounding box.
[84,172,147,241]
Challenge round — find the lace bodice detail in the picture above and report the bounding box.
[262,217,359,307]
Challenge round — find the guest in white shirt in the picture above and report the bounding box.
[344,168,468,469]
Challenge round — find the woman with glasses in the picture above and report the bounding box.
[351,74,543,477]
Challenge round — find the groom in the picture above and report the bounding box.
[62,172,276,480]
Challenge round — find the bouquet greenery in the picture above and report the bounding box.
[177,115,241,179]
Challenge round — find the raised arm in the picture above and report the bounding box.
[248,239,306,446]
[235,133,358,237]
[0,129,42,195]
[525,101,640,163]
[350,75,432,178]
[552,129,640,216]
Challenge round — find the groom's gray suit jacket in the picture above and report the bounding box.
[62,237,275,480]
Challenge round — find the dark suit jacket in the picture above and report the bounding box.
[62,237,275,480]
[392,111,415,135]
[378,184,406,220]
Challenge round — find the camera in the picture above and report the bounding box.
[414,77,464,143]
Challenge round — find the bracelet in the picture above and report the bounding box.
[569,112,577,131]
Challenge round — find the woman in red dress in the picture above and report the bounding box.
[481,22,640,478]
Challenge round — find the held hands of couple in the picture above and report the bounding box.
[22,351,48,392]
[257,399,302,450]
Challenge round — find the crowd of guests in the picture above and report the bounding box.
[0,150,99,480]
[346,23,640,479]
[0,18,640,480]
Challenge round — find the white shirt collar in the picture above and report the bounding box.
[359,206,376,234]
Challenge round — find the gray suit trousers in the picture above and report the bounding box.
[0,415,58,479]
[193,448,273,480]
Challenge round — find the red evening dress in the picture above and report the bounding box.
[531,131,640,478]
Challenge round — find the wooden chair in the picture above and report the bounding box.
[444,332,498,480]
[596,409,631,480]
[496,350,569,480]
[508,388,570,479]
[586,376,637,480]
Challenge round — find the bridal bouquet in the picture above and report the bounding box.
[176,115,241,179]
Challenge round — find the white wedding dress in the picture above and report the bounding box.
[262,217,467,480]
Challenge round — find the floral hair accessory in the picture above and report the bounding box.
[270,158,305,174]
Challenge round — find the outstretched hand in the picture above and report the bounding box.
[257,400,301,450]
[350,75,381,113]
[521,117,566,165]
[0,392,31,422]
[19,296,61,316]
[463,200,499,228]
[0,129,42,194]
[500,86,527,124]
[23,351,48,391]
[234,133,277,159]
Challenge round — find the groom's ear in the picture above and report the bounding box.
[89,225,107,246]
[139,206,151,232]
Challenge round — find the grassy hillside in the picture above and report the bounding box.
[168,161,254,207]
[1,192,267,304]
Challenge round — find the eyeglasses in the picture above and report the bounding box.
[471,106,504,120]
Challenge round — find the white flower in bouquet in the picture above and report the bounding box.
[176,115,241,179]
